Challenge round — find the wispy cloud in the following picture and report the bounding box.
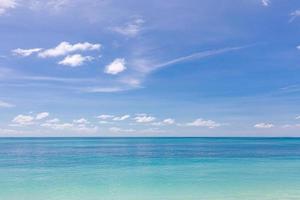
[254,123,274,129]
[289,10,300,23]
[261,0,270,7]
[0,0,17,15]
[12,48,42,57]
[112,17,145,37]
[154,46,250,70]
[0,100,15,108]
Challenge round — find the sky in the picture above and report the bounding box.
[0,0,300,137]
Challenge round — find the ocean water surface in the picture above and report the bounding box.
[0,137,300,200]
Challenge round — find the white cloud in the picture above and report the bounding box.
[163,118,175,125]
[104,58,126,75]
[97,114,114,120]
[254,123,274,129]
[85,87,127,93]
[0,100,14,108]
[113,115,130,121]
[261,0,270,7]
[109,127,135,133]
[58,54,93,67]
[36,112,49,120]
[41,122,73,130]
[186,118,221,129]
[134,114,156,123]
[0,0,17,15]
[38,41,101,58]
[12,114,34,126]
[296,116,300,120]
[152,118,175,126]
[73,118,90,124]
[290,10,300,23]
[46,118,60,123]
[112,17,145,37]
[12,48,42,57]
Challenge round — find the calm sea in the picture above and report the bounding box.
[0,137,300,200]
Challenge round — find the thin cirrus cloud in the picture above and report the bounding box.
[112,17,145,37]
[58,54,94,67]
[113,115,130,121]
[104,58,127,75]
[0,100,15,108]
[254,123,274,129]
[0,0,17,15]
[289,10,300,23]
[261,0,270,7]
[12,48,43,57]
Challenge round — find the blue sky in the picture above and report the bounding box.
[0,0,300,136]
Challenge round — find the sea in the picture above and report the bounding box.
[0,137,300,200]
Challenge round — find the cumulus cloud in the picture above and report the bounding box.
[0,100,15,108]
[12,48,42,57]
[112,17,145,37]
[134,114,156,123]
[0,0,17,15]
[152,118,175,126]
[38,41,101,58]
[261,0,270,7]
[186,118,221,128]
[163,118,175,125]
[36,112,49,120]
[73,118,90,124]
[113,115,130,121]
[11,114,34,126]
[58,54,93,67]
[254,123,274,129]
[104,58,126,75]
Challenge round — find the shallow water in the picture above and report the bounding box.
[0,137,300,200]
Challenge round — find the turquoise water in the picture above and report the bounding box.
[1,138,300,200]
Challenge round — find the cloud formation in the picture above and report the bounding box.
[112,17,145,37]
[104,58,127,75]
[261,0,270,7]
[12,48,42,57]
[0,100,15,108]
[12,114,34,126]
[186,118,221,128]
[58,54,93,67]
[254,123,274,129]
[38,41,101,58]
[0,0,16,15]
[289,10,300,23]
[36,112,49,120]
[134,114,156,123]
[113,115,130,121]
